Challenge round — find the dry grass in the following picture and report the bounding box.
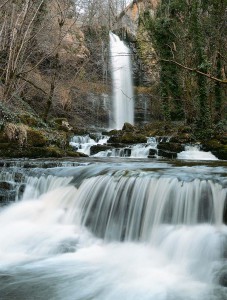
[4,123,28,146]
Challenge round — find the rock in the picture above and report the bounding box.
[107,129,121,136]
[27,128,47,147]
[202,139,227,160]
[0,181,14,190]
[170,133,195,144]
[19,114,40,127]
[219,272,227,287]
[108,132,147,144]
[18,184,26,199]
[90,145,112,156]
[157,142,184,153]
[158,149,177,159]
[122,122,135,132]
[0,132,8,143]
[148,149,157,156]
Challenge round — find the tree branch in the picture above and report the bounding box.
[161,59,227,84]
[0,0,11,10]
[17,74,48,95]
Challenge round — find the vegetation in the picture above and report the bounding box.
[0,0,226,158]
[142,0,227,135]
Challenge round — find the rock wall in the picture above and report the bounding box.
[115,0,160,40]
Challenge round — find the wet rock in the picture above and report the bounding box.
[122,122,135,132]
[0,181,14,190]
[108,132,147,144]
[148,149,157,158]
[158,149,177,159]
[90,145,112,156]
[170,133,195,144]
[202,139,227,160]
[14,172,23,182]
[219,273,227,287]
[18,184,26,199]
[27,128,47,147]
[0,190,16,203]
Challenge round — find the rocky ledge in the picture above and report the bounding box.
[0,118,87,159]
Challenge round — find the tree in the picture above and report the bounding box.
[142,0,227,130]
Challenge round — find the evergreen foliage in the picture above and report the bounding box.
[143,0,227,131]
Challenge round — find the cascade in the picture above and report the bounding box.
[178,145,218,160]
[70,134,109,156]
[0,161,227,299]
[109,32,134,129]
[93,137,157,158]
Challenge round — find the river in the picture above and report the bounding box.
[0,158,226,300]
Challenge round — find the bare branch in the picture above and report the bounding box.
[0,0,11,10]
[17,74,48,95]
[161,59,227,84]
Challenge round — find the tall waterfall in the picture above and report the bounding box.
[0,162,227,300]
[109,32,134,129]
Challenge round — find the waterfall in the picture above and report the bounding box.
[109,32,134,129]
[0,162,227,299]
[93,137,157,158]
[178,145,218,160]
[70,134,109,156]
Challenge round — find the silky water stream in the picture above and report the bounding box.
[0,160,227,300]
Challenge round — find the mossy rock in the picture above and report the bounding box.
[212,149,227,160]
[0,181,14,190]
[202,139,223,151]
[158,149,177,159]
[19,114,39,127]
[108,132,147,144]
[52,118,68,125]
[0,143,13,150]
[122,122,135,132]
[177,126,192,134]
[90,145,112,156]
[46,130,68,148]
[0,132,8,143]
[157,142,184,153]
[170,133,195,144]
[202,140,227,160]
[107,129,121,136]
[65,151,88,157]
[121,132,147,144]
[27,128,47,147]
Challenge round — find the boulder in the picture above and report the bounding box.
[90,145,112,156]
[122,122,135,132]
[108,132,147,144]
[158,149,177,159]
[202,139,227,160]
[157,142,184,153]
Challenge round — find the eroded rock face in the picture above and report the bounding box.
[116,0,160,40]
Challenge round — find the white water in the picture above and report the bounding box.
[178,145,219,161]
[0,163,227,299]
[94,137,157,158]
[70,135,109,156]
[109,32,134,129]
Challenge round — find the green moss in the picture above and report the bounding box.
[27,128,47,147]
[19,114,39,127]
[0,132,8,143]
[157,142,184,153]
[121,132,147,144]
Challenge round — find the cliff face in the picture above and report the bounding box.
[116,0,160,40]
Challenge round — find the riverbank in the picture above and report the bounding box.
[0,118,226,160]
